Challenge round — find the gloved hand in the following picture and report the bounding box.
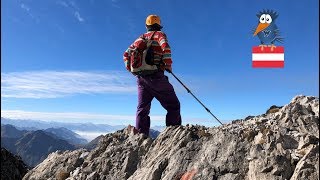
[160,64,172,72]
[165,66,172,73]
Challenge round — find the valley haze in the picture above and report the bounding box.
[1,117,164,141]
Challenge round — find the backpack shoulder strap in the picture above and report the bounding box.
[143,31,157,40]
[146,31,157,47]
[150,31,157,39]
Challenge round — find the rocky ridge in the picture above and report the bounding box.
[23,95,319,180]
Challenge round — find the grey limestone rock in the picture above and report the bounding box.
[23,95,319,180]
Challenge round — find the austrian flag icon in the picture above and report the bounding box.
[252,46,284,68]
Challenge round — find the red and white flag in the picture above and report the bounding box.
[252,46,284,68]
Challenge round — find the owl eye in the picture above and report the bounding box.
[259,14,266,23]
[265,14,272,23]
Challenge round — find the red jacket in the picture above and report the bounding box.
[123,31,172,71]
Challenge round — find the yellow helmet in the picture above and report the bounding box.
[146,15,161,26]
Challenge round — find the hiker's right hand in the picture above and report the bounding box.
[165,66,172,72]
[160,64,172,72]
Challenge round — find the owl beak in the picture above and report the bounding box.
[253,23,270,36]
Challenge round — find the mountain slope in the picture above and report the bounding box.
[1,125,27,154]
[1,148,29,180]
[44,127,88,145]
[15,130,76,167]
[1,124,28,138]
[82,135,104,150]
[23,95,319,180]
[1,125,77,167]
[1,118,126,133]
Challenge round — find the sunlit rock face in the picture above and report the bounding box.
[23,95,319,180]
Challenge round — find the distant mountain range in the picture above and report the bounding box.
[150,125,166,132]
[1,124,77,167]
[1,119,163,167]
[1,122,88,145]
[1,124,28,138]
[44,127,88,145]
[1,117,164,141]
[1,117,126,132]
[15,130,75,167]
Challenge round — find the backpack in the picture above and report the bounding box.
[128,31,159,75]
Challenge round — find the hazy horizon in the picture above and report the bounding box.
[2,0,318,128]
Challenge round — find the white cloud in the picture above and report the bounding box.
[1,110,165,123]
[74,11,84,22]
[68,1,83,22]
[1,71,136,98]
[20,3,39,22]
[20,3,30,11]
[56,1,69,7]
[56,0,84,23]
[111,0,121,8]
[73,131,107,141]
[1,109,217,127]
[69,0,80,10]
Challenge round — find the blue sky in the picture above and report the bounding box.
[1,0,319,127]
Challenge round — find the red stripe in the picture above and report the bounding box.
[163,59,172,65]
[252,46,284,53]
[252,61,284,68]
[163,49,171,53]
[161,43,169,49]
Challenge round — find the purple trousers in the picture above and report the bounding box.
[136,71,181,135]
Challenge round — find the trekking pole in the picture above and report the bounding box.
[165,69,223,125]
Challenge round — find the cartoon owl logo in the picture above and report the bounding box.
[252,9,285,68]
[253,9,284,51]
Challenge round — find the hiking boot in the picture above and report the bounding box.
[127,125,139,135]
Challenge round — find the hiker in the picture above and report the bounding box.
[123,14,182,136]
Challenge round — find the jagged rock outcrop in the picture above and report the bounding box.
[82,135,104,150]
[23,128,152,180]
[266,105,283,114]
[1,148,29,180]
[23,95,319,180]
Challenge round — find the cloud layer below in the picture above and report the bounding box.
[1,109,216,127]
[1,109,166,123]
